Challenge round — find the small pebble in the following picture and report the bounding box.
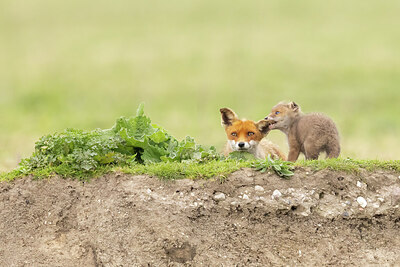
[272,189,282,199]
[255,185,264,192]
[357,196,367,208]
[146,188,152,194]
[213,192,226,201]
[242,194,249,200]
[356,181,362,188]
[245,169,255,177]
[372,203,380,209]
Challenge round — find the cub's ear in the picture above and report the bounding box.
[256,120,271,135]
[289,101,300,112]
[220,108,238,127]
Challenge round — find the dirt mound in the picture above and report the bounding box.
[1,168,400,266]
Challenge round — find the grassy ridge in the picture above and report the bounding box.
[1,158,399,182]
[1,0,400,171]
[4,105,397,182]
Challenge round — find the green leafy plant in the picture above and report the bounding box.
[15,104,221,178]
[227,151,294,178]
[252,155,294,179]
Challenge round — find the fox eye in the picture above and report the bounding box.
[231,132,237,137]
[248,132,255,136]
[275,111,280,115]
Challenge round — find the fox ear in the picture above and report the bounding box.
[256,120,271,135]
[289,102,300,112]
[220,108,238,127]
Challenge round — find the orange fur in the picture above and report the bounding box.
[220,108,286,160]
[224,120,264,144]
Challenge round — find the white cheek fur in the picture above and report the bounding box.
[249,140,258,148]
[229,140,236,150]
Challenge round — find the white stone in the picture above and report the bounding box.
[357,196,367,208]
[356,181,362,187]
[255,185,264,192]
[272,189,282,199]
[214,192,226,201]
[146,188,152,194]
[242,194,249,200]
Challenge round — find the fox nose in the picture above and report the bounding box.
[238,142,245,148]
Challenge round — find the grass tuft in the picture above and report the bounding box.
[295,158,400,173]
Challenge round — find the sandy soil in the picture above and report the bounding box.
[1,168,400,266]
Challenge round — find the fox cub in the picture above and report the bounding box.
[220,108,286,160]
[265,102,340,162]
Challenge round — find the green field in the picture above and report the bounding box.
[1,0,399,171]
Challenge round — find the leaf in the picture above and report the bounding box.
[228,151,257,161]
[252,155,295,179]
[136,102,145,116]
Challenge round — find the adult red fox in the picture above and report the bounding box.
[220,108,286,160]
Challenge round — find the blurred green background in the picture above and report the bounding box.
[1,0,399,171]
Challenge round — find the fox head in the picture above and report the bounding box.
[265,101,301,131]
[220,108,270,152]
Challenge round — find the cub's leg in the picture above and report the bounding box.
[303,140,321,160]
[287,145,301,162]
[326,141,340,158]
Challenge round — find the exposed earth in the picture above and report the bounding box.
[1,168,400,266]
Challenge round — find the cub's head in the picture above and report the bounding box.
[220,108,270,152]
[265,101,301,131]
